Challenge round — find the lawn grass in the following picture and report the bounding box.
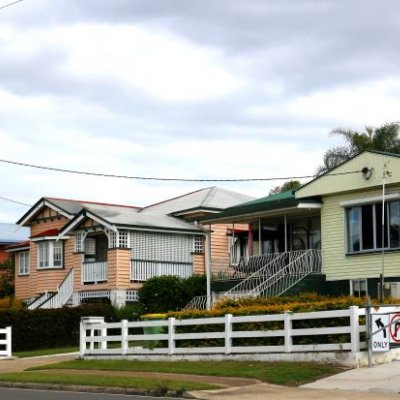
[28,359,345,386]
[0,372,217,394]
[14,347,79,358]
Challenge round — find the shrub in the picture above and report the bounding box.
[138,274,206,314]
[0,303,115,352]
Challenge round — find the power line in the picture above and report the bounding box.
[0,0,23,11]
[0,158,361,182]
[0,196,31,206]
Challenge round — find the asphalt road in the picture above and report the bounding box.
[0,387,181,400]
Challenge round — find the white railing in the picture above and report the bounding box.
[41,269,74,309]
[131,260,193,281]
[211,253,284,281]
[184,295,210,311]
[27,291,55,310]
[0,327,12,357]
[82,262,108,283]
[80,306,365,358]
[225,250,321,299]
[249,250,322,297]
[79,290,111,302]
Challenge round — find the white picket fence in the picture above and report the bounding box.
[80,307,366,358]
[0,327,12,358]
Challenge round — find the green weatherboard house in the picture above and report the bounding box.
[202,151,400,301]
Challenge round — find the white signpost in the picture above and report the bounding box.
[371,313,390,352]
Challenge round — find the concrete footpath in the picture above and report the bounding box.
[1,355,400,399]
[191,361,400,399]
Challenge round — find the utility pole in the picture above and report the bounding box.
[380,161,392,301]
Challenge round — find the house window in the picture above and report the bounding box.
[193,236,204,254]
[19,251,30,275]
[346,200,400,253]
[37,241,63,269]
[74,232,85,252]
[351,279,368,297]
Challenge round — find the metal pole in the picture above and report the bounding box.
[381,165,386,302]
[284,214,288,253]
[366,296,372,368]
[205,229,212,310]
[258,219,262,255]
[380,161,391,301]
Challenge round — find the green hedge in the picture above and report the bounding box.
[163,294,391,349]
[0,304,115,352]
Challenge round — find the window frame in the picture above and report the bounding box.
[37,240,64,270]
[18,251,30,276]
[350,278,368,297]
[345,200,399,254]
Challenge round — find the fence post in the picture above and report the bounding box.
[349,306,360,354]
[6,327,11,358]
[225,314,233,354]
[121,320,128,355]
[168,317,176,355]
[80,321,86,357]
[284,311,292,353]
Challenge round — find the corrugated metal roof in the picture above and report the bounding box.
[47,197,141,215]
[141,186,254,215]
[200,190,321,223]
[0,223,30,243]
[81,205,204,233]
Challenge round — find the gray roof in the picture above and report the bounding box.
[0,223,30,244]
[68,203,203,233]
[47,198,141,215]
[141,186,255,215]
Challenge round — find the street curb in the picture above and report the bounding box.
[0,381,198,398]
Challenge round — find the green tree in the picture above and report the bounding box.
[318,122,400,174]
[138,275,206,314]
[0,258,14,297]
[269,180,302,195]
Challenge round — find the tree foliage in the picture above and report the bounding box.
[269,180,302,195]
[318,122,400,174]
[0,258,14,298]
[138,275,206,314]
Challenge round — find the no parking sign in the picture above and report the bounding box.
[390,313,400,345]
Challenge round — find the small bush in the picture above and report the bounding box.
[138,274,206,314]
[0,303,115,352]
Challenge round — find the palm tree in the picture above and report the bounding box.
[317,122,400,174]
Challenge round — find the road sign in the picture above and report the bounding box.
[371,313,390,352]
[390,313,400,344]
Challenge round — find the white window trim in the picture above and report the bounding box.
[37,240,64,269]
[18,251,30,276]
[350,278,368,297]
[340,193,400,207]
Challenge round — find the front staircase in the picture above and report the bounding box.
[27,269,74,310]
[184,250,322,310]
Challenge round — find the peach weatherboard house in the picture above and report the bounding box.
[7,187,253,309]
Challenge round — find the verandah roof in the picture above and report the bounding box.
[200,191,321,224]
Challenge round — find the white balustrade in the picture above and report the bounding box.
[131,260,192,281]
[82,262,108,283]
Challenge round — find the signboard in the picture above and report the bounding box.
[390,313,400,345]
[371,313,390,352]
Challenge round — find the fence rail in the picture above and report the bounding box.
[80,306,366,357]
[0,327,11,357]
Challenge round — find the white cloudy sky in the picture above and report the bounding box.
[0,0,399,222]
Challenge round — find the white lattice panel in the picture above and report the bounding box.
[130,232,193,262]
